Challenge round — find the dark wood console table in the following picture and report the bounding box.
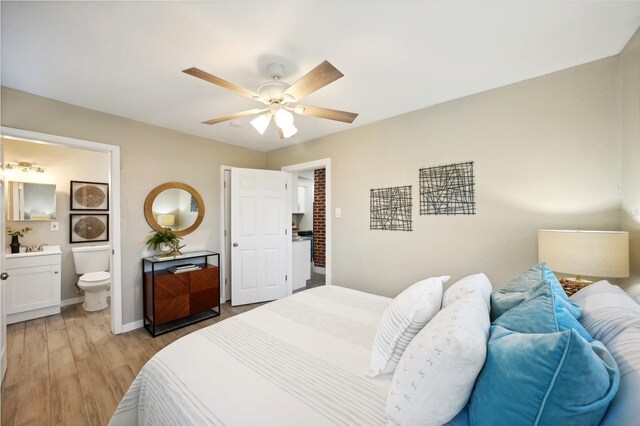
[142,250,220,337]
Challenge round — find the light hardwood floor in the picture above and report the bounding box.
[1,302,263,426]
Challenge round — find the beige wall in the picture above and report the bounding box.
[620,28,640,300]
[0,87,266,325]
[4,139,110,301]
[266,58,622,297]
[0,46,633,320]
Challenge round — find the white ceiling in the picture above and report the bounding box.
[2,2,639,152]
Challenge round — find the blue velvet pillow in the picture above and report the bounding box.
[493,279,592,342]
[490,263,582,321]
[470,326,619,426]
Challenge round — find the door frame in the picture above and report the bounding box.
[0,127,124,334]
[219,165,231,303]
[281,158,332,286]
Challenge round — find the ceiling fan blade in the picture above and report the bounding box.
[282,61,343,102]
[202,108,267,125]
[183,67,267,104]
[295,105,358,123]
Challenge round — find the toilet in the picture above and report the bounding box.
[71,245,111,312]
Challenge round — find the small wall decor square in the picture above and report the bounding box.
[370,185,413,231]
[70,180,109,211]
[70,214,109,243]
[419,162,475,215]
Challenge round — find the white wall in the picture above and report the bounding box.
[1,87,266,325]
[4,139,110,301]
[267,57,622,297]
[620,27,640,299]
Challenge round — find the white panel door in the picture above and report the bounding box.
[231,167,289,306]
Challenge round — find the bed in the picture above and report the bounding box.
[110,286,394,425]
[111,277,639,426]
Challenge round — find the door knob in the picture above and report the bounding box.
[0,273,9,281]
[233,242,239,247]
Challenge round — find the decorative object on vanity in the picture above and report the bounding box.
[70,180,109,210]
[419,161,475,215]
[70,213,109,243]
[144,182,204,237]
[143,250,220,337]
[370,185,413,231]
[71,245,111,312]
[538,230,629,295]
[183,61,358,140]
[6,181,57,220]
[146,228,184,258]
[5,245,61,324]
[6,226,32,254]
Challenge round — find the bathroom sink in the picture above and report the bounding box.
[5,245,62,258]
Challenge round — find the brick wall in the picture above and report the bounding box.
[313,168,326,268]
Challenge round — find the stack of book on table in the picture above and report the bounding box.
[168,263,202,274]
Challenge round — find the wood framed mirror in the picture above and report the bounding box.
[144,182,205,237]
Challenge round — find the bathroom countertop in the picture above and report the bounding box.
[5,245,62,258]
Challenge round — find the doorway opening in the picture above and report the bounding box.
[0,127,123,334]
[282,159,332,291]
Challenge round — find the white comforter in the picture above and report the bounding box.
[110,286,393,426]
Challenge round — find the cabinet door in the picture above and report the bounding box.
[154,273,190,325]
[5,266,60,314]
[190,267,219,315]
[297,186,306,213]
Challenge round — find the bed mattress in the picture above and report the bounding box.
[110,286,394,425]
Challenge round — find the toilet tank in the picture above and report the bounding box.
[71,245,110,274]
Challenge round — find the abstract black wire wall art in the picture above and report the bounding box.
[419,162,476,215]
[370,185,413,231]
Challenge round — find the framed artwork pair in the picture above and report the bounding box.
[69,180,109,243]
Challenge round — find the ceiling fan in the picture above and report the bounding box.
[183,61,358,139]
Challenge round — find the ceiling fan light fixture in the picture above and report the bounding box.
[274,108,294,128]
[250,113,272,135]
[281,124,298,139]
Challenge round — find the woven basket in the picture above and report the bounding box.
[559,278,591,297]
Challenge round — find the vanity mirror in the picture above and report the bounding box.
[6,181,57,220]
[144,182,204,237]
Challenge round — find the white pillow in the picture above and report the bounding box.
[571,281,640,426]
[368,276,449,376]
[442,273,492,311]
[386,292,490,426]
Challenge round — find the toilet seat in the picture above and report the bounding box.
[78,271,111,288]
[80,271,110,282]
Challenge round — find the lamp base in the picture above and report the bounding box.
[559,278,593,297]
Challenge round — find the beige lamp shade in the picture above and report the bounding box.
[157,214,175,227]
[538,230,629,278]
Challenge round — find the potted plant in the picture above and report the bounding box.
[146,228,184,257]
[7,226,32,254]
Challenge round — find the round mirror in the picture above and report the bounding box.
[144,182,205,237]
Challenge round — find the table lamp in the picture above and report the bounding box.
[157,214,175,229]
[538,230,629,282]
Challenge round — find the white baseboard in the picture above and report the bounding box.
[61,290,111,307]
[121,320,144,333]
[61,296,85,307]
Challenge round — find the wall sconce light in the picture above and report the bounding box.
[6,161,45,173]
